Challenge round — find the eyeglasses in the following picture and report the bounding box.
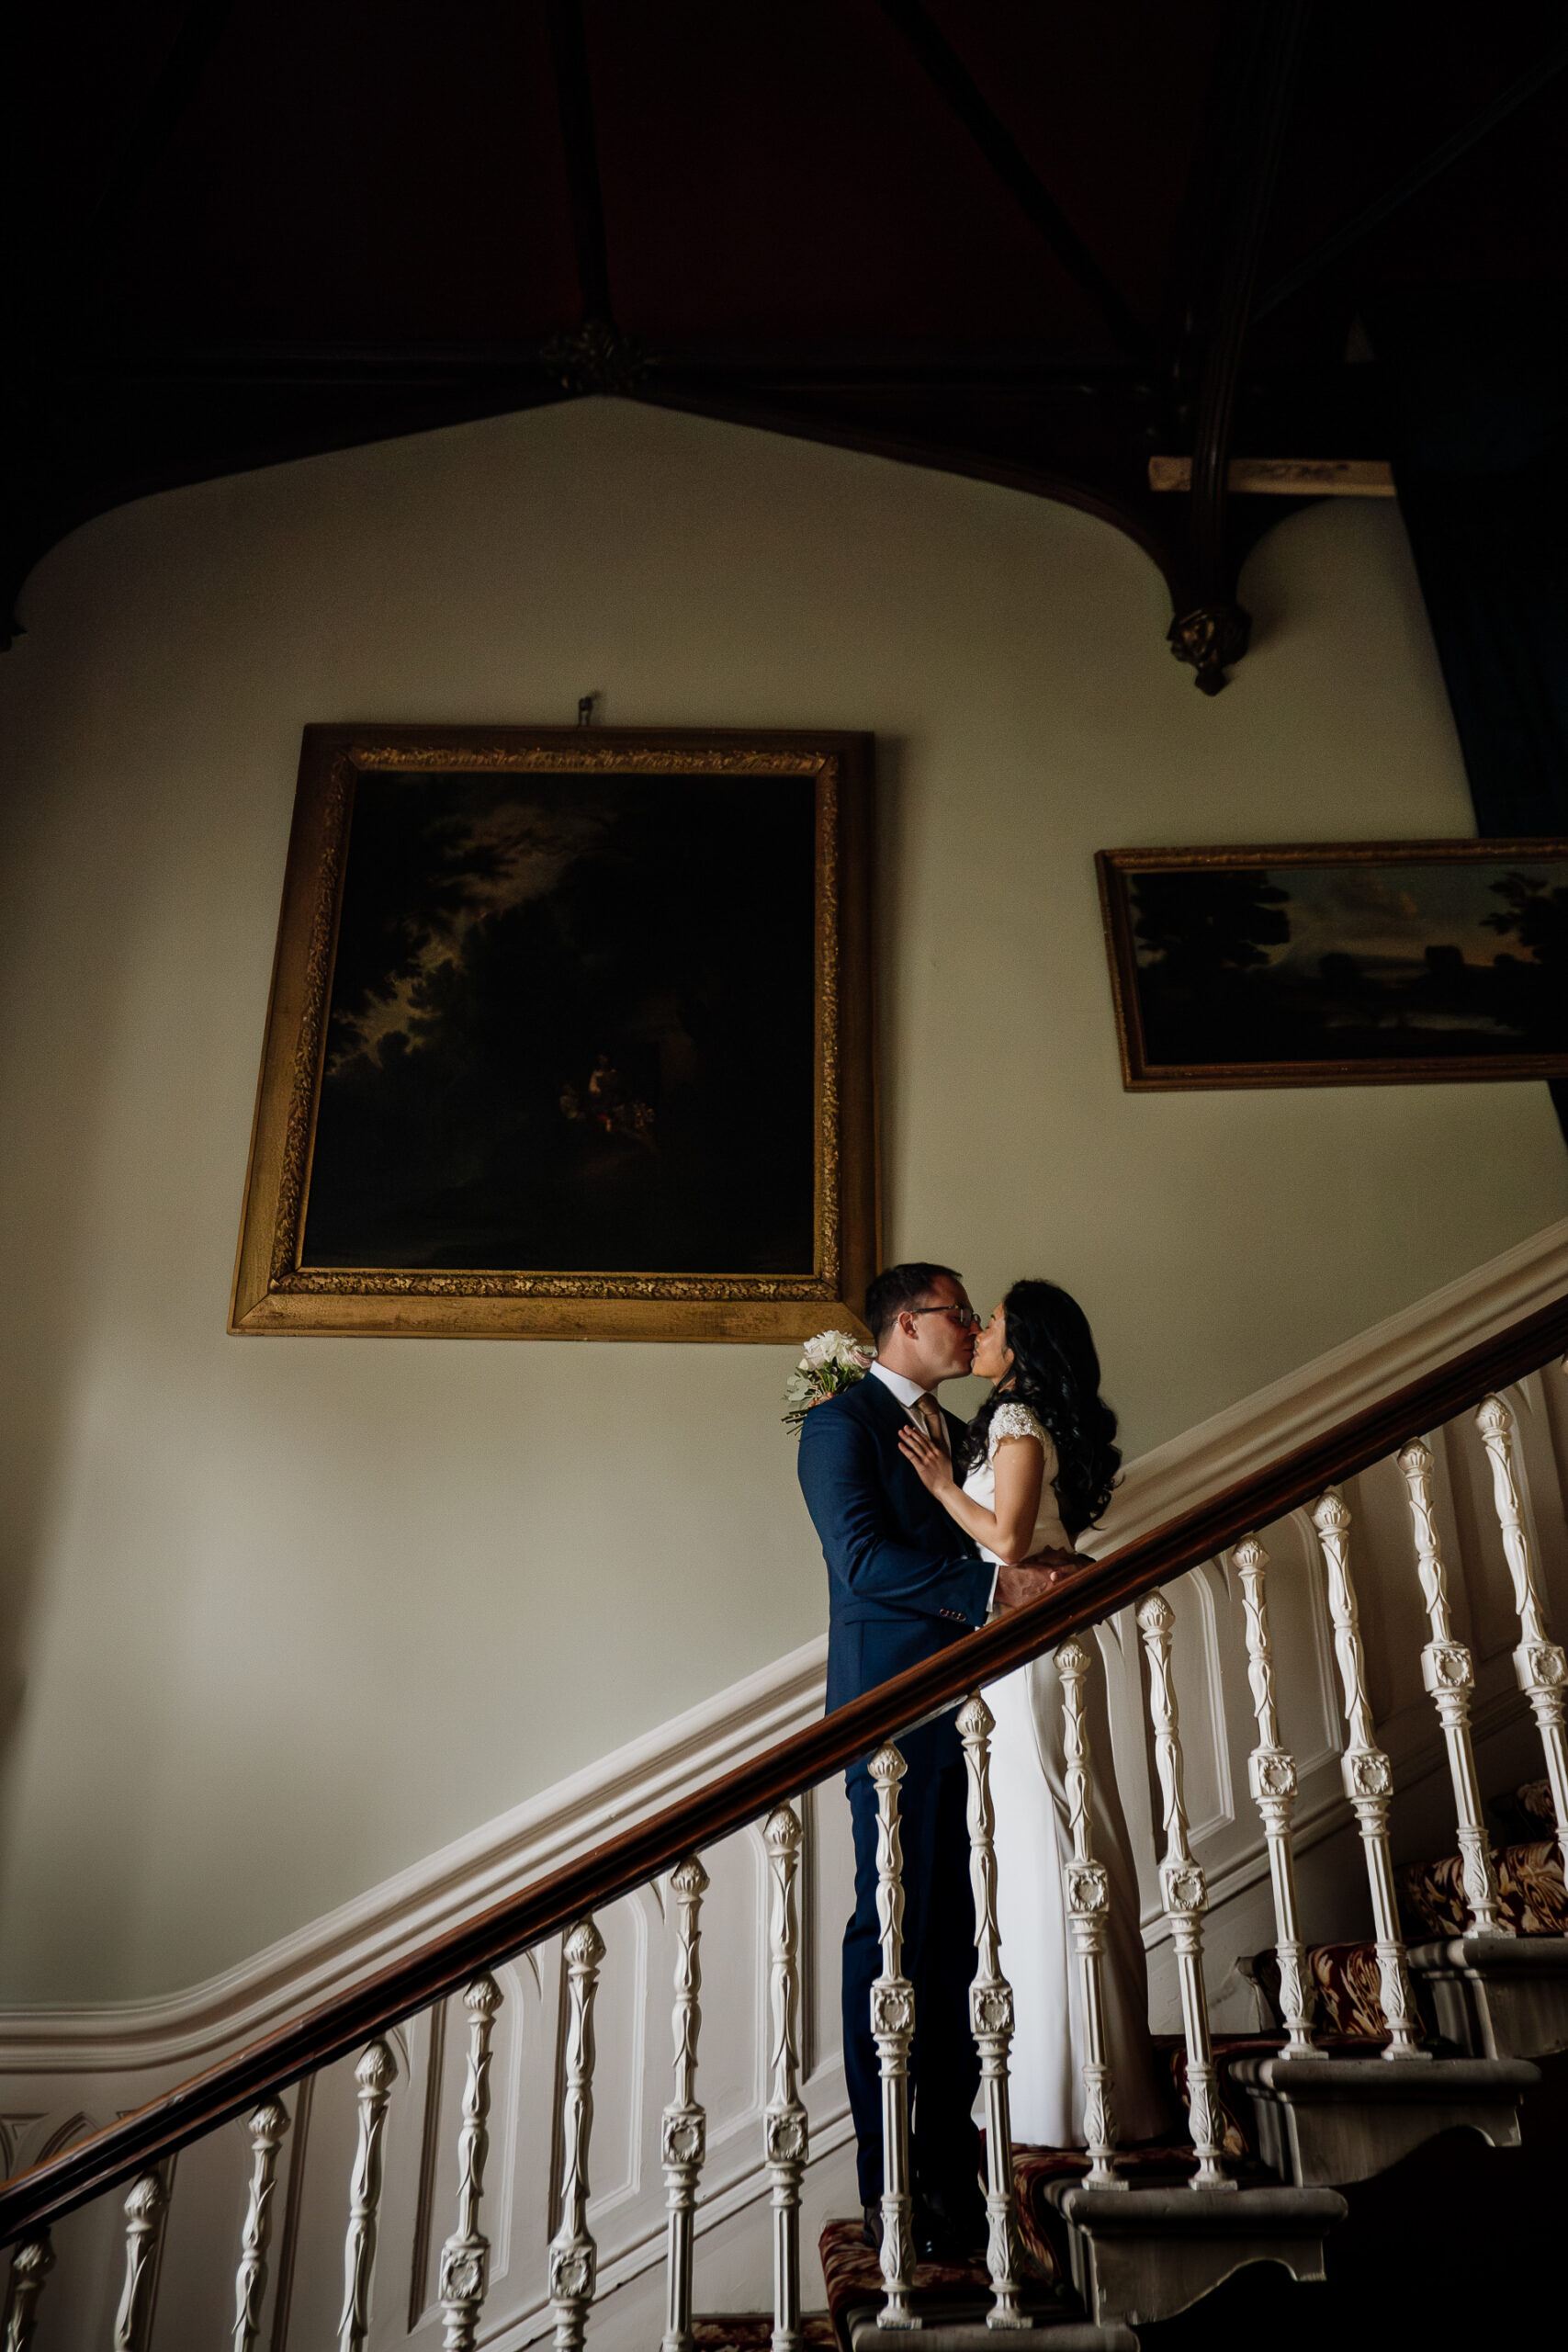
[909,1304,981,1330]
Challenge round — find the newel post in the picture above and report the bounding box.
[1053,1645,1130,2182]
[337,2039,399,2352]
[1397,1441,1508,1936]
[763,1806,809,2352]
[869,1743,919,2329]
[1310,1494,1425,2056]
[550,1918,607,2352]
[957,1691,1031,2325]
[660,1857,709,2352]
[1136,1592,1233,2188]
[114,2168,172,2352]
[438,1975,503,2350]
[1475,1394,1568,1881]
[232,2098,291,2352]
[1233,1536,1317,2052]
[3,2232,54,2352]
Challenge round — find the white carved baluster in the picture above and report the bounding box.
[337,2038,399,2352]
[660,1858,709,2352]
[549,1918,607,2352]
[957,1692,1031,2326]
[232,2098,291,2352]
[763,1809,809,2352]
[1233,1537,1317,2052]
[113,2168,171,2352]
[438,1975,503,2350]
[1398,1442,1509,1936]
[1310,1493,1425,2056]
[1054,1644,1130,2186]
[868,1743,919,2329]
[1476,1394,1568,1881]
[1135,1593,1233,2189]
[3,2232,54,2352]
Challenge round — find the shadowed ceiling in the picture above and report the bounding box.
[9,0,1567,682]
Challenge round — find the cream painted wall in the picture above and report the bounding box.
[0,399,1563,2002]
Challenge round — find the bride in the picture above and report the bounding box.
[896,1278,1168,2149]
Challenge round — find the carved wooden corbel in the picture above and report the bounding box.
[1167,1,1311,693]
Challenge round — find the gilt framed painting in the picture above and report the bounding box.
[1097,839,1568,1091]
[231,726,877,1340]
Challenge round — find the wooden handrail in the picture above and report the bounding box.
[2,1289,1564,2243]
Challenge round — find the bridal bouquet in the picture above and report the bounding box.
[783,1329,873,1431]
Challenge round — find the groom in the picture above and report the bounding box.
[796,1262,1060,2258]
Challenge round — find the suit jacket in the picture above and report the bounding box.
[797,1373,993,1725]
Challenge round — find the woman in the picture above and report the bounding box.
[897,1278,1167,2150]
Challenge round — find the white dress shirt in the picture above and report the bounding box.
[869,1358,951,1453]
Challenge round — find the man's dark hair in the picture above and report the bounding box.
[864,1261,963,1348]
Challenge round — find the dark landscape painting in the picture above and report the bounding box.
[300,768,818,1272]
[1100,844,1568,1088]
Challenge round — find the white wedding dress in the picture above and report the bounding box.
[966,1403,1168,2147]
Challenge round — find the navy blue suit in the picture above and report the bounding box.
[797,1373,992,2206]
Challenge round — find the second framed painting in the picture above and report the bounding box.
[1098,838,1568,1090]
[231,726,877,1340]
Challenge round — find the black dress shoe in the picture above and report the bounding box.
[917,2189,988,2263]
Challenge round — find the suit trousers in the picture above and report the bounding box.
[842,1727,983,2208]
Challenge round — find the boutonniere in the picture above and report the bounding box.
[784,1330,873,1432]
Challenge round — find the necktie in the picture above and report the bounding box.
[915,1394,946,1453]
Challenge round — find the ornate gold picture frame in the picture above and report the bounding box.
[1098,837,1568,1091]
[231,726,877,1340]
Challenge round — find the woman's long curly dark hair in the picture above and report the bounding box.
[963,1279,1121,1538]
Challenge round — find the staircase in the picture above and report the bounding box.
[685,1807,1568,2352]
[1,1291,1567,2350]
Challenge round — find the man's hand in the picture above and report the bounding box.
[993,1562,1070,1611]
[993,1550,1093,1611]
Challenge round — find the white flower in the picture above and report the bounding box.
[784,1331,870,1430]
[800,1329,871,1373]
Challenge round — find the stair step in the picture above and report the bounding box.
[818,2211,1079,2346]
[1407,1930,1568,2058]
[1049,2182,1346,2330]
[845,2323,1134,2351]
[690,2319,838,2349]
[694,2305,1130,2352]
[1231,2051,1540,2186]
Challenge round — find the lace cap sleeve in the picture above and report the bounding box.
[987,1400,1049,1455]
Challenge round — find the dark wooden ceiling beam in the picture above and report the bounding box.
[866,0,1152,364]
[543,0,612,322]
[1253,28,1568,322]
[0,323,1384,654]
[1169,0,1313,693]
[78,0,243,274]
[85,338,1147,390]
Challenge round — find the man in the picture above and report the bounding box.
[796,1262,1059,2258]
